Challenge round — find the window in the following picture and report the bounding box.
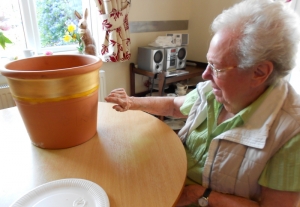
[0,0,99,59]
[0,0,26,59]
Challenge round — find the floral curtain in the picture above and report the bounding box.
[94,0,131,62]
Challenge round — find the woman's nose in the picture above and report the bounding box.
[202,64,213,80]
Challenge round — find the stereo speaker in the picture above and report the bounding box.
[176,46,187,69]
[137,46,164,73]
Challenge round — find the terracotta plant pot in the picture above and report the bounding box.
[0,55,103,149]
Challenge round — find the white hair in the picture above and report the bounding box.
[211,0,300,84]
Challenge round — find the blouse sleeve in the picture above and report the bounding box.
[258,133,300,191]
[180,88,199,116]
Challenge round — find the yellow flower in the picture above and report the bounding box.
[63,33,72,42]
[62,23,81,49]
[67,24,76,33]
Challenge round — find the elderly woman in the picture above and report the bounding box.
[105,0,300,206]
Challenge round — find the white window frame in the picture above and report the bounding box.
[18,0,100,55]
[291,0,300,12]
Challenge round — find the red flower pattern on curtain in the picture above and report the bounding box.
[94,0,131,62]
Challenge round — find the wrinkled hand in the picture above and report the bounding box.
[104,88,133,112]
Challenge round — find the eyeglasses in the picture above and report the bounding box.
[207,62,236,78]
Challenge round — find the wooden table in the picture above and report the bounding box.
[0,102,187,207]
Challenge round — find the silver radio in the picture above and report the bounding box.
[163,47,177,71]
[137,47,164,73]
[137,46,183,73]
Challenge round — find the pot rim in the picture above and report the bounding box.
[0,54,103,79]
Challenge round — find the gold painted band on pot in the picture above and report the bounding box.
[7,70,99,104]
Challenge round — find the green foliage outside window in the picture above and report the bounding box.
[35,0,82,48]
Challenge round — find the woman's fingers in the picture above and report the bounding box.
[106,88,131,112]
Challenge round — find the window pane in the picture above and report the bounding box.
[0,0,26,59]
[35,0,83,49]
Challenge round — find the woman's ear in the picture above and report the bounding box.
[251,61,273,86]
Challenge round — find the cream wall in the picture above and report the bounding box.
[188,0,241,62]
[101,0,241,96]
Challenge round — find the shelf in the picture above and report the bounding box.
[129,62,206,121]
[130,62,205,96]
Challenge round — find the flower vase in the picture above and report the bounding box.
[0,54,103,149]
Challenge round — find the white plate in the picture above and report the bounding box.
[164,119,186,130]
[10,178,109,207]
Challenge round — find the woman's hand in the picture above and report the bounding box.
[105,88,133,112]
[176,184,300,207]
[105,88,187,117]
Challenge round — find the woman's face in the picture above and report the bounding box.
[202,30,255,114]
